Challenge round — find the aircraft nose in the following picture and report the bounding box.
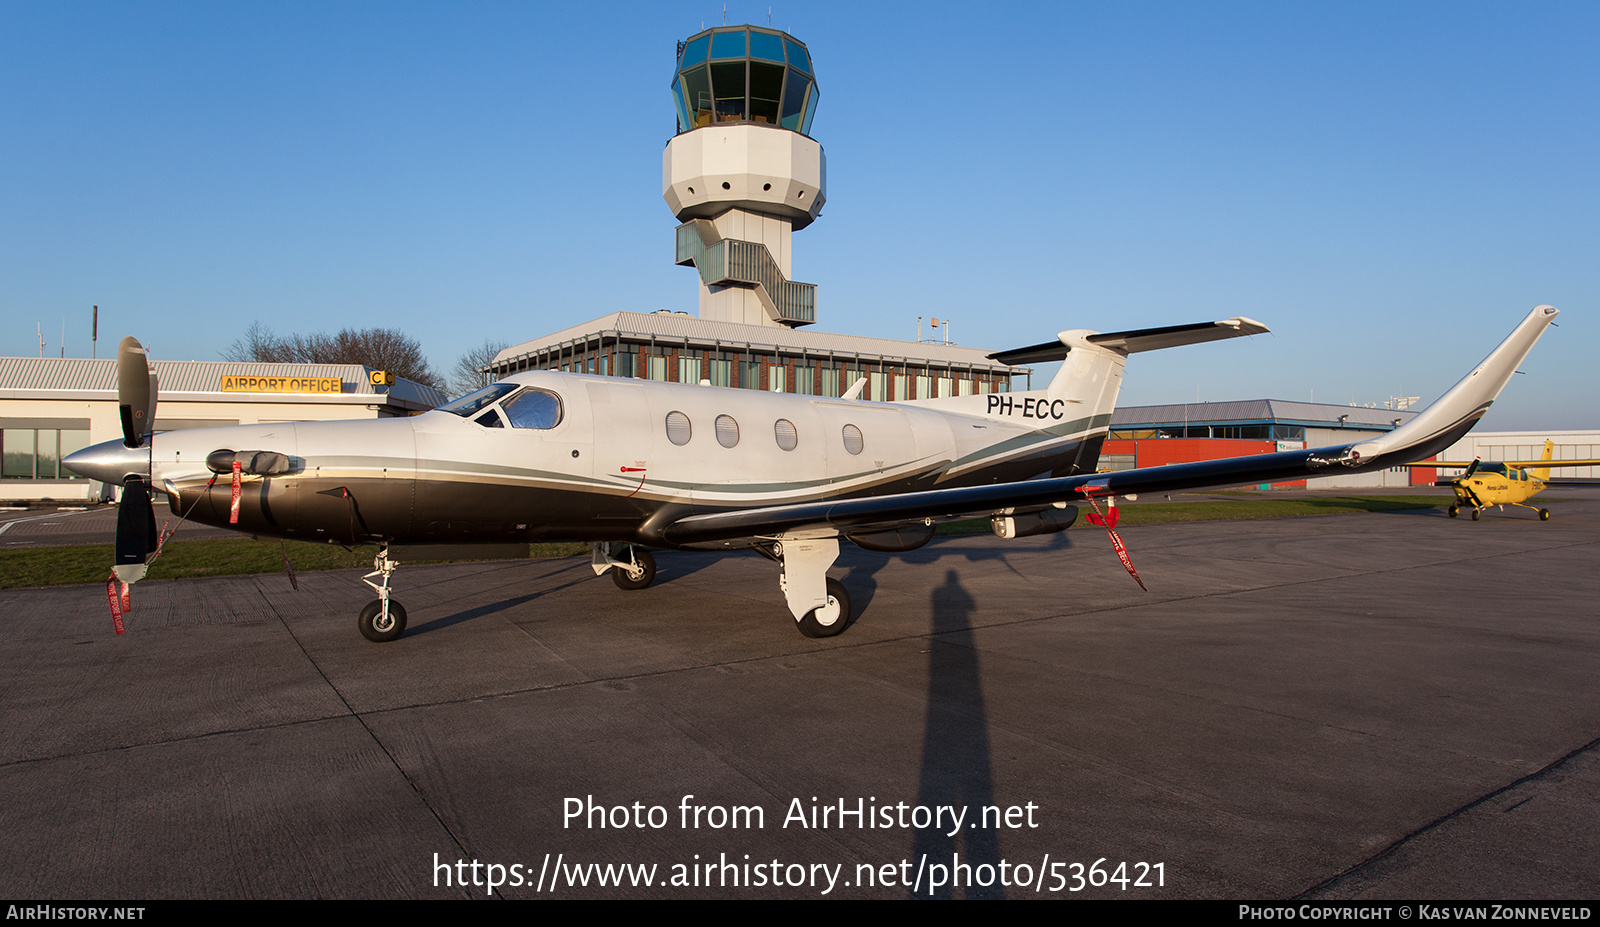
[63,439,150,484]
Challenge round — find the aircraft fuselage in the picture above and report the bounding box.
[145,372,1105,549]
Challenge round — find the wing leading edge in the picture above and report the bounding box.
[654,306,1558,547]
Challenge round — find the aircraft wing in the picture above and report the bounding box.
[656,306,1559,546]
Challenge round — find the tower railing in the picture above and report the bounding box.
[675,220,816,326]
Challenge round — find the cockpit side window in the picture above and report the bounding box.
[501,388,563,430]
[438,382,518,418]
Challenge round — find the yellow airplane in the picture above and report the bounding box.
[1410,440,1600,521]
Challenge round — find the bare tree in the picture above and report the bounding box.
[449,338,509,397]
[224,324,440,387]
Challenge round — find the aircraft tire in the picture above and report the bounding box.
[1448,506,1458,518]
[1471,509,1480,521]
[797,578,851,639]
[612,548,657,590]
[359,599,407,643]
[1540,508,1550,520]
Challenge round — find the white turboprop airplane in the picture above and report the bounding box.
[65,306,1559,642]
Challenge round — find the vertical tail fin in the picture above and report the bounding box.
[1531,439,1555,481]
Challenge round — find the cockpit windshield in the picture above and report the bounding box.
[437,382,518,418]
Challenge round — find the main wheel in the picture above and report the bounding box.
[1539,508,1550,520]
[1471,508,1480,521]
[612,548,657,590]
[796,577,851,639]
[1448,506,1458,518]
[359,598,407,643]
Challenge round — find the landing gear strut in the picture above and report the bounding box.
[359,546,407,642]
[775,532,851,638]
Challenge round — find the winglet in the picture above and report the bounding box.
[1345,306,1558,465]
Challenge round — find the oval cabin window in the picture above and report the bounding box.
[666,411,692,446]
[842,424,864,455]
[715,414,740,448]
[774,418,798,451]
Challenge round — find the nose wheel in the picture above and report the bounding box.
[359,598,407,642]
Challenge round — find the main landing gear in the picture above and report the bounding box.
[594,535,854,638]
[771,532,852,639]
[1450,503,1552,522]
[360,546,407,642]
[592,542,657,590]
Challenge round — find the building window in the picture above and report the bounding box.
[1,428,90,480]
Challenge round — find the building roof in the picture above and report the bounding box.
[0,357,447,411]
[1113,399,1418,430]
[494,311,1024,372]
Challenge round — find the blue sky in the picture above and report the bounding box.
[4,1,1596,430]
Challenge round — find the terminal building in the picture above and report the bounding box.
[489,24,1023,400]
[1106,400,1424,489]
[0,357,443,503]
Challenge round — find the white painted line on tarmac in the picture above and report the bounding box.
[0,508,103,536]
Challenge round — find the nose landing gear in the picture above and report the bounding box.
[359,546,407,642]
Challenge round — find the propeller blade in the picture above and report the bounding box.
[114,475,157,584]
[117,337,152,448]
[1462,457,1481,479]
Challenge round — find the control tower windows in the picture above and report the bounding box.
[785,39,811,74]
[750,62,783,124]
[712,62,746,122]
[750,31,784,62]
[680,34,710,67]
[781,69,812,131]
[672,26,820,137]
[678,66,711,128]
[711,30,746,59]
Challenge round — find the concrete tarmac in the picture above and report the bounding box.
[2,490,1598,899]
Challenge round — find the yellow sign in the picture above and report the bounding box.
[220,375,344,394]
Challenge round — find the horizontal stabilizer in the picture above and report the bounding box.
[990,317,1269,365]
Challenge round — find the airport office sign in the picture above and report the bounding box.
[220,375,344,394]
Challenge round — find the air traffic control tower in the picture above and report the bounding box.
[491,25,1023,401]
[664,26,823,328]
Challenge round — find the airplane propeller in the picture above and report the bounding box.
[112,337,159,585]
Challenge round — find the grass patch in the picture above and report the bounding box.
[0,538,589,590]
